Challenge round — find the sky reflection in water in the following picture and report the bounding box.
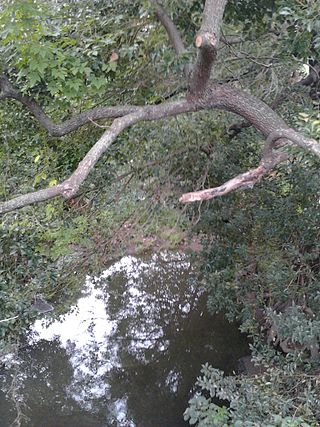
[0,252,249,427]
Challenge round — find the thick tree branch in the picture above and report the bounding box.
[0,99,197,214]
[228,87,293,137]
[229,63,320,137]
[267,129,320,158]
[189,0,228,95]
[1,1,319,216]
[1,83,320,214]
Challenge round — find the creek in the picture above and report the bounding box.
[0,252,249,427]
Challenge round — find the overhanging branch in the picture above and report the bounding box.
[179,152,288,203]
[0,98,196,214]
[179,124,320,204]
[1,83,320,214]
[0,74,140,137]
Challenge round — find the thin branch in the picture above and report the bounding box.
[150,0,185,56]
[149,0,192,76]
[0,315,19,323]
[189,0,228,95]
[0,74,140,137]
[88,117,110,129]
[220,33,244,46]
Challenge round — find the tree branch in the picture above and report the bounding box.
[150,0,185,56]
[179,123,320,204]
[229,63,320,138]
[0,74,140,137]
[179,167,265,202]
[179,155,285,203]
[266,129,320,158]
[1,83,320,214]
[149,0,192,76]
[0,99,197,214]
[189,0,228,95]
[228,87,293,138]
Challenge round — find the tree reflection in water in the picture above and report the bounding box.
[0,252,249,427]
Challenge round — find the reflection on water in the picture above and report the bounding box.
[0,252,249,427]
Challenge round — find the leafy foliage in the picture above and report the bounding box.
[185,91,320,427]
[184,364,319,426]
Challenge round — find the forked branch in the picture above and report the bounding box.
[0,99,196,214]
[267,129,320,157]
[1,80,320,214]
[1,0,320,215]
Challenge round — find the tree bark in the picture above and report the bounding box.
[189,0,228,95]
[1,82,320,214]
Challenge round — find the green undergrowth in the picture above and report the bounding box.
[0,163,193,351]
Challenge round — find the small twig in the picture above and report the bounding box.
[88,117,110,129]
[0,315,19,323]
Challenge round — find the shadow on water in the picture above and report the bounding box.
[0,252,249,427]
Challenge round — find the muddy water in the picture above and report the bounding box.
[0,252,248,427]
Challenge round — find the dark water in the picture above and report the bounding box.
[0,252,249,427]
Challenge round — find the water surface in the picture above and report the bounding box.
[0,252,248,427]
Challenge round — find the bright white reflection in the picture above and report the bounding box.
[28,252,195,416]
[31,280,114,348]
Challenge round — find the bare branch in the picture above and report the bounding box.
[179,105,320,205]
[150,0,185,56]
[0,74,140,137]
[179,151,288,203]
[1,82,319,214]
[189,0,228,95]
[179,94,320,205]
[0,99,196,214]
[179,165,267,203]
[0,315,19,323]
